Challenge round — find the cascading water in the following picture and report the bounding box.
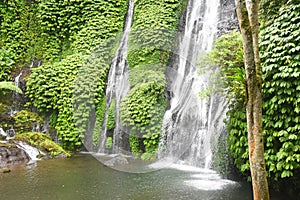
[158,0,227,169]
[17,142,44,161]
[8,71,23,116]
[98,0,134,153]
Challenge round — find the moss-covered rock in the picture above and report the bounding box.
[0,167,11,173]
[14,132,71,158]
[13,110,43,134]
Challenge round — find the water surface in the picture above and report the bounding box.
[0,154,253,200]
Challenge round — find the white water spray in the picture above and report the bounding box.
[158,0,227,169]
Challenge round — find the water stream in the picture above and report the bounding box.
[98,0,134,153]
[158,0,227,168]
[17,142,44,161]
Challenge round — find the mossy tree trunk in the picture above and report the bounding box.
[234,0,270,199]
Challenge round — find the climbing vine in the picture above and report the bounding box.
[119,0,183,158]
[260,1,300,179]
[24,0,128,150]
[210,1,300,181]
[120,65,167,158]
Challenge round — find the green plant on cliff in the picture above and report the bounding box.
[209,1,300,181]
[25,0,128,150]
[13,110,43,134]
[119,0,183,158]
[260,1,300,179]
[0,49,15,82]
[120,65,167,157]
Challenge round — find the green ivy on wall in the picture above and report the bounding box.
[120,65,167,157]
[25,0,128,150]
[117,0,183,158]
[26,53,85,150]
[209,1,300,181]
[260,1,300,179]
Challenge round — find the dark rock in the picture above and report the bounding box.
[217,0,239,37]
[0,145,30,168]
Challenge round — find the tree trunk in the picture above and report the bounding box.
[234,0,270,200]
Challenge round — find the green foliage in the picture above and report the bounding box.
[260,2,300,179]
[13,110,43,134]
[26,53,85,150]
[207,31,245,102]
[15,132,71,157]
[213,132,234,177]
[0,49,15,81]
[127,0,183,68]
[0,0,42,64]
[0,81,22,94]
[219,1,300,181]
[227,106,249,176]
[141,151,156,161]
[129,134,142,157]
[105,137,113,149]
[107,100,116,130]
[93,97,107,147]
[121,65,167,154]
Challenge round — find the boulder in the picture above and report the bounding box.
[103,155,129,167]
[0,143,30,168]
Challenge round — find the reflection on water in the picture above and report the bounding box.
[0,154,253,200]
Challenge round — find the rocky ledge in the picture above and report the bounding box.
[0,142,30,171]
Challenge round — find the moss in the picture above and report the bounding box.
[141,152,156,161]
[13,110,43,134]
[0,167,11,173]
[15,132,71,157]
[105,137,113,149]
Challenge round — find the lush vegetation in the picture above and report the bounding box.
[120,0,184,159]
[260,1,300,180]
[0,0,184,155]
[24,0,128,150]
[207,0,300,186]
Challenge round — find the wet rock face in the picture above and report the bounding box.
[217,0,239,37]
[0,144,30,168]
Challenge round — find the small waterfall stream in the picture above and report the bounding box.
[17,142,43,161]
[98,0,134,153]
[158,0,227,169]
[8,71,23,117]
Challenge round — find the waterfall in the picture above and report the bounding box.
[98,0,134,153]
[158,0,227,169]
[8,71,23,116]
[17,142,44,161]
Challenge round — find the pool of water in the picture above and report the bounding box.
[0,153,253,200]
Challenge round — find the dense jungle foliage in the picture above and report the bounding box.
[206,0,300,193]
[0,0,184,157]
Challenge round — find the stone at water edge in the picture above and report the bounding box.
[103,155,129,167]
[0,167,11,173]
